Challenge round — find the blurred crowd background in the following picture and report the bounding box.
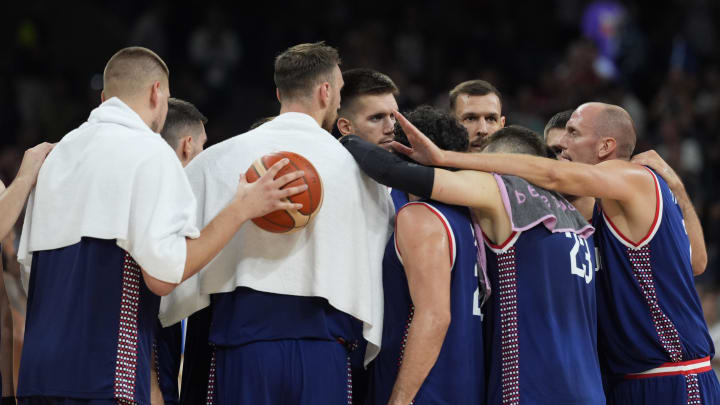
[2,0,720,374]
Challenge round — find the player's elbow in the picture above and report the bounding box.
[692,252,708,276]
[141,272,178,296]
[422,307,452,333]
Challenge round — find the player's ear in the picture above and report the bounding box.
[337,117,353,136]
[100,90,106,103]
[150,81,161,108]
[319,82,330,108]
[599,137,616,159]
[500,116,507,127]
[275,88,282,103]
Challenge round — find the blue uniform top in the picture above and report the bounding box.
[484,225,605,404]
[390,188,409,212]
[372,200,484,405]
[593,167,714,375]
[18,238,159,404]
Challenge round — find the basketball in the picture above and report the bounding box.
[245,151,324,233]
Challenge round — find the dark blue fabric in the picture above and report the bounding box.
[593,168,715,376]
[371,200,484,404]
[209,287,361,347]
[605,370,720,405]
[214,339,351,405]
[156,321,181,405]
[484,225,605,404]
[179,305,213,405]
[17,238,160,405]
[390,188,408,213]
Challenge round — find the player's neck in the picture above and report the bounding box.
[279,102,324,128]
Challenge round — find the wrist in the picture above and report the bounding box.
[225,198,251,226]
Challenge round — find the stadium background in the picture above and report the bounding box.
[1,0,720,377]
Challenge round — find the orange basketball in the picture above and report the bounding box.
[245,151,323,233]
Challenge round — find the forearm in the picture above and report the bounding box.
[341,135,434,198]
[0,273,13,396]
[183,202,249,281]
[0,176,33,241]
[388,309,449,405]
[672,183,707,275]
[438,151,612,199]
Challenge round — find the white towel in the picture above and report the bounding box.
[159,112,394,364]
[18,97,200,288]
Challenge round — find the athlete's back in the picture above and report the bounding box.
[372,200,484,404]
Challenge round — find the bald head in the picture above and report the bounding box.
[103,47,169,101]
[575,102,636,160]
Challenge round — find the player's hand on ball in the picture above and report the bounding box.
[233,158,307,219]
[16,142,55,186]
[390,110,446,166]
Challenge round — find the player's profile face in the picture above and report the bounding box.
[350,93,399,151]
[561,108,602,164]
[454,93,504,152]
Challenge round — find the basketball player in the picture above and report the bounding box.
[342,124,605,404]
[391,102,719,404]
[155,97,210,404]
[160,97,208,167]
[449,80,506,152]
[336,68,405,217]
[159,42,393,404]
[543,109,573,158]
[15,46,306,405]
[0,142,53,404]
[369,106,485,404]
[336,68,399,151]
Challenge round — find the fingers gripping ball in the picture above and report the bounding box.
[245,152,323,233]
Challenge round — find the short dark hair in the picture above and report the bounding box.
[103,46,169,98]
[483,125,551,157]
[449,80,502,111]
[338,68,398,115]
[274,41,341,101]
[394,106,469,153]
[161,98,207,149]
[543,110,573,139]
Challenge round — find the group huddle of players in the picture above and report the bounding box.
[0,41,718,405]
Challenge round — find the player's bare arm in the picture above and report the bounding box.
[142,158,308,296]
[0,143,54,241]
[0,259,12,398]
[632,149,707,275]
[388,204,453,405]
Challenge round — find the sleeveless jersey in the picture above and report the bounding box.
[372,200,484,404]
[593,167,714,375]
[484,225,605,404]
[18,238,159,404]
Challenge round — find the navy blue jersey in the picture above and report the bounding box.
[390,189,409,212]
[484,226,604,404]
[593,168,714,376]
[18,238,159,404]
[209,287,362,348]
[372,200,484,404]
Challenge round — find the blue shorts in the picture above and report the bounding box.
[607,369,720,404]
[211,339,352,405]
[18,398,118,405]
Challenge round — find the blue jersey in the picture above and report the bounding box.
[390,188,409,212]
[484,226,604,404]
[372,200,484,405]
[18,238,159,404]
[593,168,714,376]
